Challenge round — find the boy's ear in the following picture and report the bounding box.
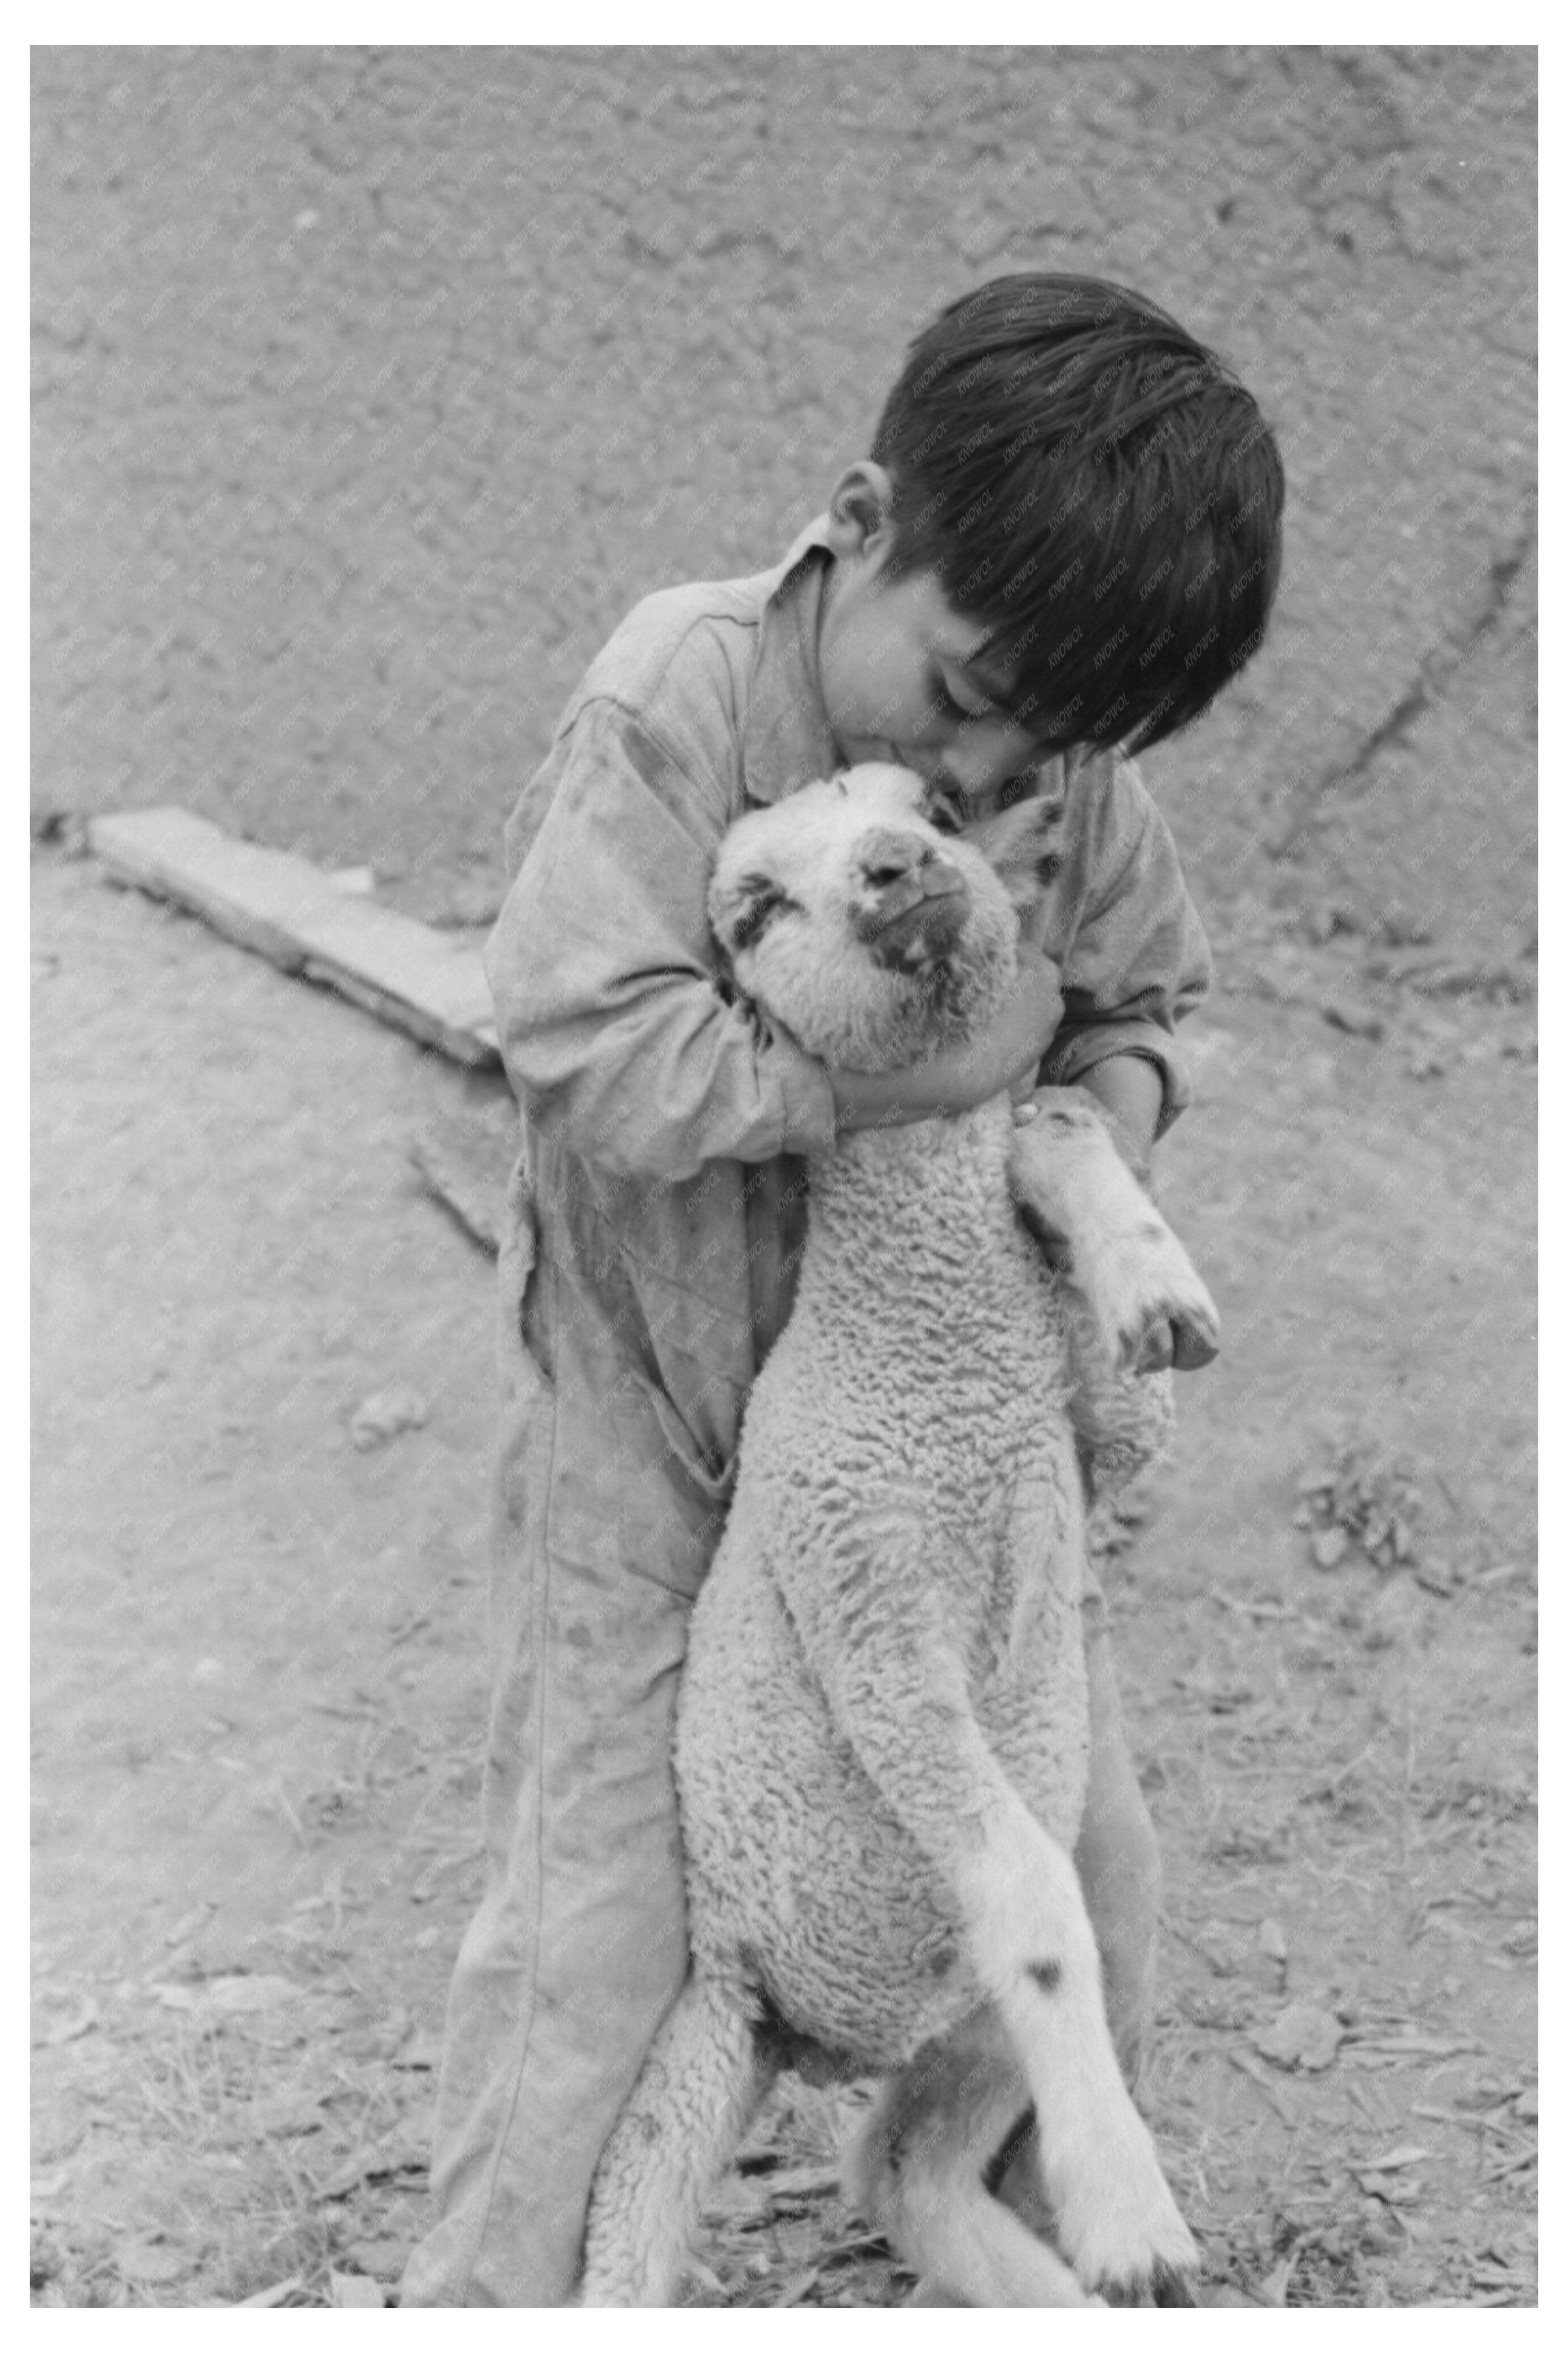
[822,462,897,559]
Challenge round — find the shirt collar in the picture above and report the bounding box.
[739,514,843,806]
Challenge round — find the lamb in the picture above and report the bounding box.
[581,762,1218,2308]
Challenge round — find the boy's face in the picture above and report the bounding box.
[816,468,1050,818]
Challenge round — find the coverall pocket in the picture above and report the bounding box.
[497,1150,549,1406]
[610,1369,736,1601]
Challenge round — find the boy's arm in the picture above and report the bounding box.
[1032,751,1213,1167]
[487,700,840,1182]
[1072,1054,1163,1184]
[1009,754,1216,1369]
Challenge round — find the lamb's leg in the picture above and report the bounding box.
[580,1969,777,2306]
[845,2011,1101,2307]
[773,1525,1196,2301]
[1009,1088,1220,1373]
[956,1798,1195,2299]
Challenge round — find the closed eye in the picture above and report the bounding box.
[928,661,999,724]
[729,880,797,951]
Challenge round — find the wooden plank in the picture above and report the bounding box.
[87,807,501,1068]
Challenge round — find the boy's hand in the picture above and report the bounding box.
[831,948,1063,1134]
[975,947,1066,1101]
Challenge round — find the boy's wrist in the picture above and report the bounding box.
[1070,1055,1163,1180]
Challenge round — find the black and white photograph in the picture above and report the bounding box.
[31,30,1538,2313]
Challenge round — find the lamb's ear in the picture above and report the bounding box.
[959,793,1067,916]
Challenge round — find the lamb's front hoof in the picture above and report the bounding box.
[1131,1301,1220,1376]
[1102,1234,1220,1377]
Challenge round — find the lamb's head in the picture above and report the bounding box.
[708,763,1022,1074]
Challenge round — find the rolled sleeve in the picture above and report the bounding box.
[485,701,838,1182]
[1036,754,1212,1137]
[1041,1017,1194,1130]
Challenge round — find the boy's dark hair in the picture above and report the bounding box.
[871,273,1285,755]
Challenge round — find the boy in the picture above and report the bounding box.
[400,273,1284,2308]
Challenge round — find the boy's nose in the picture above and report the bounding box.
[932,722,1038,801]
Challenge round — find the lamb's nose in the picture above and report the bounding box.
[857,829,925,891]
[852,831,968,943]
[856,830,964,893]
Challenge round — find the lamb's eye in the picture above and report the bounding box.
[730,882,791,951]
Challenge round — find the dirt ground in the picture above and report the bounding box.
[30,829,1535,2308]
[32,41,1535,2314]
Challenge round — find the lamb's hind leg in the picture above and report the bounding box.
[772,1528,1196,2302]
[954,1804,1196,2301]
[580,1968,777,2306]
[845,2010,1100,2307]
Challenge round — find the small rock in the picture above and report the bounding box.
[1356,2171,1422,2206]
[1251,2002,1346,2073]
[231,2275,303,2309]
[36,1996,100,2047]
[164,1902,215,1946]
[1470,1558,1531,1590]
[1259,1918,1289,1966]
[1258,2253,1297,2306]
[1322,998,1386,1041]
[154,1973,300,2014]
[1303,903,1358,944]
[350,1388,430,1450]
[342,2239,410,2283]
[329,2270,386,2307]
[1311,1528,1349,1570]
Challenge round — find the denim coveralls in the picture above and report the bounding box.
[399,521,1212,2307]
